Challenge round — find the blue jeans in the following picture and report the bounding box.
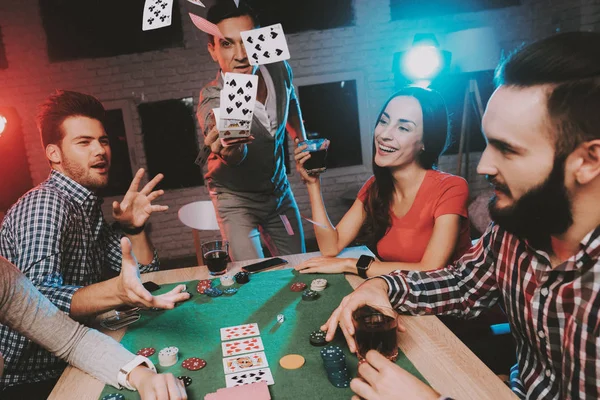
[210,187,305,261]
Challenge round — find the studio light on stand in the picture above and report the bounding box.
[442,27,500,181]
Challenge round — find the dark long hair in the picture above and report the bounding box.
[359,87,450,248]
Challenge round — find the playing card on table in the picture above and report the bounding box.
[220,322,260,340]
[222,336,264,356]
[142,0,174,31]
[220,73,258,121]
[241,24,290,66]
[223,351,269,374]
[225,367,274,387]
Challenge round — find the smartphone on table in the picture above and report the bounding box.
[242,257,288,273]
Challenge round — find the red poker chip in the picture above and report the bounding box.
[290,282,307,292]
[196,280,212,294]
[136,347,156,357]
[182,357,207,371]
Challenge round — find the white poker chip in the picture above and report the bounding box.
[220,275,235,287]
[158,346,179,367]
[311,278,327,291]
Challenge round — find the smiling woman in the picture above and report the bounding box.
[295,86,471,277]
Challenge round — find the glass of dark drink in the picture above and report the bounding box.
[299,138,330,175]
[201,240,229,276]
[352,305,399,362]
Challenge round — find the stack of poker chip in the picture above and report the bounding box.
[320,346,350,388]
[158,346,179,367]
[205,287,223,297]
[290,282,307,292]
[234,271,250,284]
[301,289,319,301]
[196,279,212,294]
[309,329,327,346]
[310,279,327,292]
[220,275,235,287]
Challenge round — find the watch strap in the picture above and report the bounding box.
[117,355,156,391]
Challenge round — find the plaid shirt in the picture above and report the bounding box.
[0,170,159,388]
[381,224,600,399]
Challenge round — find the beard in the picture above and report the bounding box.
[488,157,573,246]
[61,157,110,192]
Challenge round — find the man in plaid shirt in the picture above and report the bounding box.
[0,91,190,397]
[324,32,600,400]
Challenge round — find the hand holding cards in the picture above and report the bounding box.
[217,72,258,141]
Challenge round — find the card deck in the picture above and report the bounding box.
[142,0,174,31]
[220,323,260,341]
[223,351,268,373]
[220,73,258,121]
[225,367,274,387]
[241,24,291,66]
[222,337,264,357]
[213,108,252,139]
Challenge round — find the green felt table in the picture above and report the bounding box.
[98,269,427,399]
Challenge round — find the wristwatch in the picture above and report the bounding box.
[117,355,156,391]
[356,255,375,279]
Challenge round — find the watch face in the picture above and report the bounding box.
[357,255,374,269]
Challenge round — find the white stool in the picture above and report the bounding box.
[178,201,220,266]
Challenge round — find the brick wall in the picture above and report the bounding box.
[0,0,597,261]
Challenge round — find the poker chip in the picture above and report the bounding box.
[220,275,235,287]
[158,346,179,367]
[196,279,212,294]
[223,287,238,295]
[205,287,223,297]
[136,347,156,357]
[234,271,250,284]
[309,330,327,346]
[101,394,125,400]
[279,354,305,370]
[182,357,207,371]
[290,282,307,292]
[320,345,350,388]
[301,289,319,301]
[310,278,328,292]
[178,376,192,387]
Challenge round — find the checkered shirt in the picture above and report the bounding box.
[381,223,600,399]
[0,170,159,388]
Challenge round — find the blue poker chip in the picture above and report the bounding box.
[205,287,223,297]
[223,287,238,295]
[101,394,125,400]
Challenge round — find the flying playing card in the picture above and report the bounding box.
[222,337,265,357]
[241,24,291,66]
[142,0,174,31]
[220,323,260,341]
[220,73,258,121]
[223,351,269,374]
[225,367,274,387]
[189,13,225,40]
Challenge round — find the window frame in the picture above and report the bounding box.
[293,71,371,177]
[102,99,140,175]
